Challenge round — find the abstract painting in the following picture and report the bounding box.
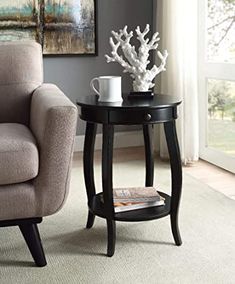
[0,0,96,55]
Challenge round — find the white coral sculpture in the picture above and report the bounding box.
[105,24,168,92]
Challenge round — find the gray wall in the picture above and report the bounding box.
[43,0,153,135]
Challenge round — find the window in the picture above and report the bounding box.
[198,0,235,173]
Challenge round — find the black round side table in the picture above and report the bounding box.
[77,94,182,257]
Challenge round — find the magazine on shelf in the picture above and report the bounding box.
[113,187,162,202]
[114,198,165,213]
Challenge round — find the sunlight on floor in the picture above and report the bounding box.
[73,146,235,200]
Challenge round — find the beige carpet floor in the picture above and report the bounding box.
[0,155,235,284]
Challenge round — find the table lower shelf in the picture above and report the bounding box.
[89,192,171,222]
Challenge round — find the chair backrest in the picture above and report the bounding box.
[0,41,43,125]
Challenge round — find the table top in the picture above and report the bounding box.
[76,94,182,110]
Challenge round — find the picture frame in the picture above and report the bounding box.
[0,0,97,56]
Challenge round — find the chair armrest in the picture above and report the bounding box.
[30,83,78,216]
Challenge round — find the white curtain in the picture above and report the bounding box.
[155,0,199,164]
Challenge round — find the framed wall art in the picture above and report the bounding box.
[0,0,97,56]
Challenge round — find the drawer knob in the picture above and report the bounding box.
[144,113,152,121]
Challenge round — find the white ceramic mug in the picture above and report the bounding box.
[90,76,122,102]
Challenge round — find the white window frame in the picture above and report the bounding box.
[198,0,235,173]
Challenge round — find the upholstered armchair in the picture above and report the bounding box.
[0,41,78,267]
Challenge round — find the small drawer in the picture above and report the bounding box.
[80,107,109,123]
[109,108,174,124]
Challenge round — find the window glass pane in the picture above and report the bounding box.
[207,79,235,157]
[207,0,235,63]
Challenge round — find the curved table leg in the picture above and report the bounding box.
[106,220,116,257]
[143,124,154,187]
[86,211,95,229]
[83,122,97,229]
[164,120,182,246]
[102,124,116,257]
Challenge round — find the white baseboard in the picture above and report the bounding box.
[74,130,144,152]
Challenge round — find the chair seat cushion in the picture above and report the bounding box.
[0,123,39,185]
